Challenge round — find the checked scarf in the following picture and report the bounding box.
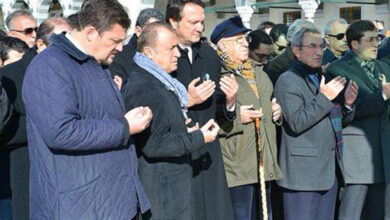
[217,50,259,98]
[292,61,344,160]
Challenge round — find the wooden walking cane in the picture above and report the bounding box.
[255,116,268,220]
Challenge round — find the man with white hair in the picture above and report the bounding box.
[6,10,37,48]
[322,18,348,65]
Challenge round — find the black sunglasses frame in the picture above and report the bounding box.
[11,27,38,35]
[327,33,345,40]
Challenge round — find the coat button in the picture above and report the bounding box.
[269,173,274,178]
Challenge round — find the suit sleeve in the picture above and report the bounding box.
[124,80,205,159]
[274,74,334,134]
[22,59,130,152]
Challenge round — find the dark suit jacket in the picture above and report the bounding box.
[109,35,137,85]
[322,48,338,65]
[326,51,390,184]
[172,39,235,220]
[274,64,352,191]
[265,45,295,85]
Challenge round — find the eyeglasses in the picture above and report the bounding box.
[300,43,325,50]
[224,35,251,45]
[275,42,286,51]
[10,27,37,35]
[327,33,345,40]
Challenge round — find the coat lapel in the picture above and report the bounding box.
[346,55,377,92]
[305,75,319,95]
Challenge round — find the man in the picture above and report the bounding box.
[0,17,72,220]
[266,19,315,85]
[6,10,37,48]
[124,21,221,219]
[213,20,282,219]
[274,27,358,220]
[109,8,164,83]
[326,20,390,220]
[22,1,152,219]
[0,37,29,67]
[322,18,348,65]
[166,0,238,219]
[269,24,288,58]
[249,29,274,66]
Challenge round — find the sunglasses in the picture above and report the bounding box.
[11,27,38,35]
[327,33,345,40]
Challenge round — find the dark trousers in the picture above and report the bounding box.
[229,183,272,220]
[339,183,386,220]
[10,147,29,220]
[282,180,338,220]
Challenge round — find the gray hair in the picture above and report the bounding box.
[286,19,315,43]
[138,21,174,52]
[6,10,35,30]
[136,8,164,29]
[291,27,321,47]
[323,18,348,35]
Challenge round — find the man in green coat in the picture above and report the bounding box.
[326,20,390,220]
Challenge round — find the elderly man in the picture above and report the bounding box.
[109,8,164,84]
[266,19,315,85]
[22,1,152,219]
[0,16,71,220]
[123,21,220,220]
[6,10,37,48]
[166,0,238,219]
[212,17,283,220]
[274,27,358,220]
[326,20,390,220]
[322,18,348,65]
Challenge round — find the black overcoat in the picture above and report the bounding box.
[123,64,206,220]
[171,40,235,220]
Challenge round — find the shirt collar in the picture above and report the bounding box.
[65,32,88,54]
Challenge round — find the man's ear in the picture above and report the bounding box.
[324,36,330,45]
[7,31,16,38]
[350,40,359,51]
[292,46,300,58]
[84,26,99,43]
[217,40,227,52]
[143,46,154,59]
[135,26,142,38]
[36,39,47,53]
[169,18,179,30]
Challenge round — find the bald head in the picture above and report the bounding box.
[36,17,72,53]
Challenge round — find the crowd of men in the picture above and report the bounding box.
[0,0,389,219]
